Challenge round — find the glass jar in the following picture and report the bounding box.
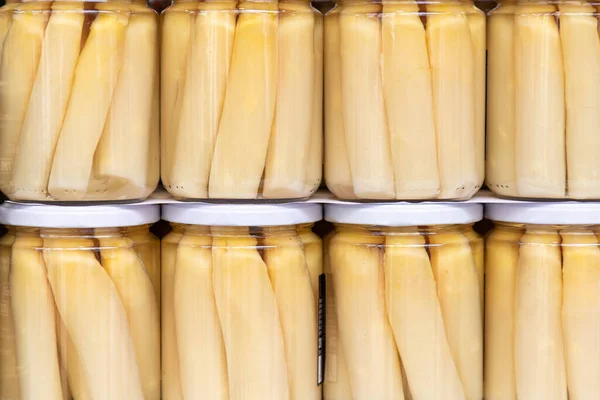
[161,203,323,399]
[0,202,160,400]
[324,203,484,399]
[0,0,159,203]
[486,0,600,199]
[161,0,323,201]
[485,203,600,399]
[324,0,485,201]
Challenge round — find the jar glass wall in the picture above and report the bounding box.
[0,0,159,203]
[486,0,600,199]
[324,0,485,200]
[324,203,484,399]
[0,203,161,400]
[160,0,323,201]
[485,203,600,398]
[161,203,323,399]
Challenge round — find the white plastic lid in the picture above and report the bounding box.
[0,202,160,228]
[325,203,483,226]
[486,203,600,225]
[162,203,322,226]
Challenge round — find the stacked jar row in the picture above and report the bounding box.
[2,0,600,202]
[2,202,600,398]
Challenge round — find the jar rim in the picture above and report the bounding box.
[486,203,600,225]
[324,203,482,226]
[162,203,322,226]
[0,202,159,228]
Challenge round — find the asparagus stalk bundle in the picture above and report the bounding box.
[327,228,483,399]
[324,1,484,200]
[0,3,157,202]
[1,230,160,399]
[487,3,600,199]
[162,0,322,200]
[485,226,600,398]
[162,227,322,399]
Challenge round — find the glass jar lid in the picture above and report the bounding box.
[0,202,160,228]
[162,203,322,226]
[325,203,483,226]
[486,203,600,225]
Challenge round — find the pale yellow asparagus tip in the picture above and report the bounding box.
[173,234,229,399]
[212,235,289,398]
[329,232,405,399]
[384,233,464,399]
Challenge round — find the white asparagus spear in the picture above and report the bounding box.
[426,4,478,199]
[0,7,49,194]
[339,2,395,199]
[44,238,144,400]
[484,226,522,399]
[324,10,355,199]
[173,233,229,399]
[208,3,278,199]
[382,1,440,199]
[561,230,600,399]
[128,229,160,301]
[383,233,465,400]
[304,11,324,196]
[559,4,600,198]
[169,3,235,199]
[263,1,314,198]
[464,227,483,316]
[0,234,19,400]
[10,235,63,400]
[47,11,128,200]
[329,232,404,399]
[486,3,517,196]
[514,230,567,399]
[429,232,483,400]
[98,234,161,400]
[160,5,194,189]
[11,3,83,200]
[212,233,289,399]
[467,5,486,187]
[161,232,184,400]
[323,233,353,399]
[298,228,323,304]
[0,11,11,55]
[91,13,158,200]
[264,234,320,400]
[514,4,566,198]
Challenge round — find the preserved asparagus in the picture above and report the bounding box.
[486,1,600,199]
[329,232,405,399]
[324,0,484,200]
[160,206,322,400]
[0,1,159,202]
[0,211,160,399]
[162,0,323,200]
[484,227,521,399]
[325,203,484,399]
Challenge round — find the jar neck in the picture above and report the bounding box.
[172,0,311,4]
[8,224,151,239]
[336,0,474,4]
[334,223,475,236]
[171,223,313,238]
